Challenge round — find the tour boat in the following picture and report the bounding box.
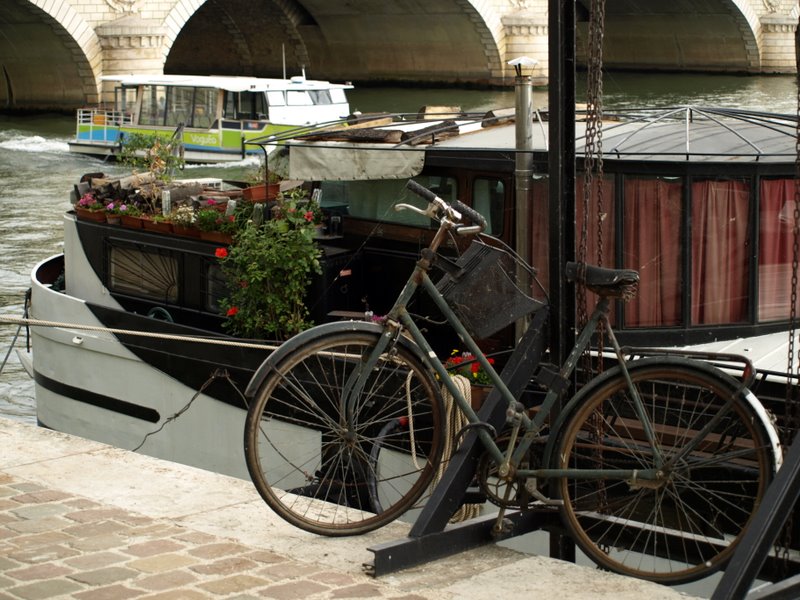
[26,104,800,481]
[67,73,353,164]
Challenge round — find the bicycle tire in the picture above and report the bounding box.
[555,362,777,584]
[244,330,445,536]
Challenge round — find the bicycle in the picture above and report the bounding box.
[243,180,782,584]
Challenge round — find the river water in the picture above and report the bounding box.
[0,72,797,426]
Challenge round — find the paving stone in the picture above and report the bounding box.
[311,571,359,586]
[245,549,287,565]
[173,530,217,545]
[197,574,273,596]
[64,551,129,570]
[12,489,72,504]
[69,533,127,552]
[124,539,185,557]
[7,579,85,600]
[331,583,384,598]
[68,566,140,586]
[260,561,322,580]
[72,583,144,600]
[260,580,330,599]
[6,515,72,534]
[127,553,198,573]
[12,503,71,520]
[188,556,259,576]
[186,541,248,559]
[64,520,130,538]
[134,570,198,591]
[135,591,207,600]
[0,556,19,570]
[10,530,75,549]
[5,563,74,581]
[7,543,80,564]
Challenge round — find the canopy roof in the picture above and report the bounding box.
[101,74,353,93]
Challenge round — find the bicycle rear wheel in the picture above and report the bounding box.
[244,330,444,536]
[555,362,777,584]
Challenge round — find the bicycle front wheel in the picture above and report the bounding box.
[244,330,445,536]
[555,362,776,584]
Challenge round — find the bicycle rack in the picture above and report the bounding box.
[712,432,800,600]
[365,308,555,575]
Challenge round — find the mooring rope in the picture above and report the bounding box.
[0,314,280,352]
[437,374,482,522]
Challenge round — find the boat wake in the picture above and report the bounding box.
[0,132,69,154]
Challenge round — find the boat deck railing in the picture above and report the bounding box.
[76,108,134,143]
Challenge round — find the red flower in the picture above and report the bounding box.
[215,247,228,259]
[226,306,238,316]
[304,211,314,222]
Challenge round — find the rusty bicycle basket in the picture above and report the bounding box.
[436,241,545,339]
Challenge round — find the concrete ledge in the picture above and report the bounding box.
[0,418,695,599]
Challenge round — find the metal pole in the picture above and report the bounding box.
[514,65,534,340]
[548,0,577,563]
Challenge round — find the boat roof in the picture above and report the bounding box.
[262,105,799,181]
[101,74,353,93]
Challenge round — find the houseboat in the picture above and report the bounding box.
[25,104,800,483]
[67,73,353,164]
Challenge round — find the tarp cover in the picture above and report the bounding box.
[288,141,425,181]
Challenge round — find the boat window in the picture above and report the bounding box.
[691,178,751,325]
[287,91,314,106]
[309,90,332,105]
[576,176,617,324]
[139,85,168,126]
[759,178,799,321]
[165,86,194,128]
[204,260,226,312]
[622,176,683,328]
[232,91,269,119]
[108,245,178,303]
[267,91,286,106]
[330,89,347,104]
[193,87,218,129]
[114,86,137,114]
[472,177,504,236]
[317,176,457,228]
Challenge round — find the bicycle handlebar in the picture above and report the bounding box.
[403,180,487,235]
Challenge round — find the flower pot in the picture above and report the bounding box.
[120,214,143,229]
[106,214,121,226]
[172,224,201,238]
[75,207,107,223]
[141,217,173,234]
[469,385,492,410]
[200,230,233,244]
[242,183,280,202]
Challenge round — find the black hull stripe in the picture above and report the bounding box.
[34,370,161,423]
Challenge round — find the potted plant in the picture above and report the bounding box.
[74,192,106,222]
[196,208,235,244]
[118,203,144,229]
[217,188,322,340]
[242,160,281,202]
[171,204,199,237]
[444,349,496,409]
[141,212,173,234]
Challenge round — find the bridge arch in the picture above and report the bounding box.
[1,0,101,109]
[163,0,507,85]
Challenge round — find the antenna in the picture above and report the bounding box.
[282,44,286,80]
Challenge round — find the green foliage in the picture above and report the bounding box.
[119,132,184,181]
[217,190,322,340]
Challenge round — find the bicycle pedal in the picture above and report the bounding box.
[491,517,513,539]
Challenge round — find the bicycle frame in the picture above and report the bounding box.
[346,229,663,488]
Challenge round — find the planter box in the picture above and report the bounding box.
[242,183,280,202]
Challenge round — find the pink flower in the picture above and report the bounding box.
[304,211,314,222]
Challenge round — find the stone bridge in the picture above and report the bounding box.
[1,0,797,110]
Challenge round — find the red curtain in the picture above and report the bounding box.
[691,179,750,325]
[759,178,798,321]
[623,178,682,327]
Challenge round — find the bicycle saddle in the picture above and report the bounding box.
[565,262,640,299]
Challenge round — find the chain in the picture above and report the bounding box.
[777,12,800,571]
